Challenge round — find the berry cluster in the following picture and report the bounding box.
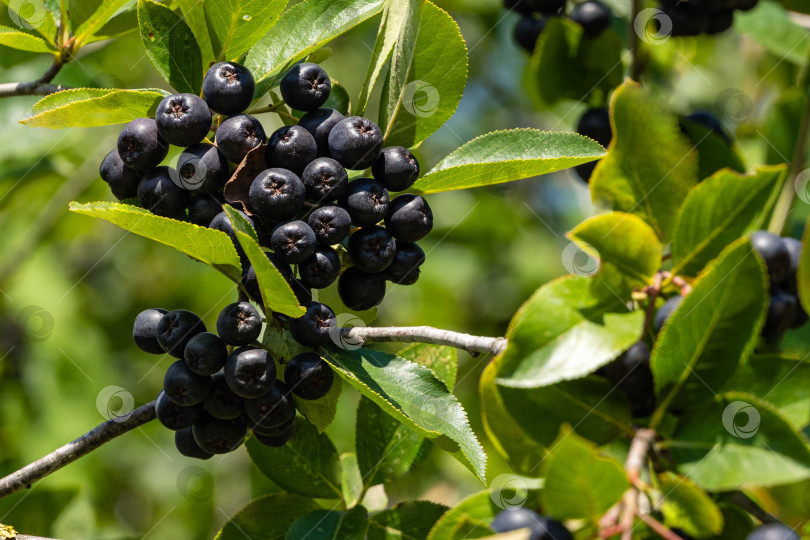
[133,304,334,459]
[505,0,612,53]
[657,0,758,37]
[491,507,572,540]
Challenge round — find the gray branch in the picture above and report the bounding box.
[0,401,156,500]
[0,81,71,98]
[340,326,508,356]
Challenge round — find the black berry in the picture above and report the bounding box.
[384,243,425,285]
[269,220,317,264]
[266,125,318,174]
[203,372,244,420]
[751,231,791,288]
[215,114,266,164]
[535,0,566,15]
[491,509,573,540]
[341,178,390,227]
[192,414,246,454]
[328,116,383,170]
[514,16,545,53]
[684,111,730,144]
[783,236,802,294]
[746,524,800,540]
[385,194,433,242]
[133,308,167,354]
[184,332,228,375]
[603,342,655,417]
[176,143,229,193]
[209,209,259,262]
[503,0,535,15]
[155,390,200,430]
[280,62,332,112]
[253,422,295,447]
[285,353,334,400]
[302,157,349,202]
[202,61,255,116]
[224,346,277,398]
[100,149,141,200]
[570,0,611,38]
[249,168,306,222]
[299,246,341,289]
[289,301,336,347]
[155,93,212,147]
[117,118,168,172]
[348,226,397,273]
[299,108,345,156]
[217,302,263,346]
[338,268,386,311]
[289,278,314,305]
[157,309,206,359]
[188,195,223,226]
[242,252,292,304]
[175,427,213,460]
[762,289,797,342]
[250,416,295,437]
[308,205,352,245]
[137,166,191,218]
[654,295,683,334]
[371,146,420,192]
[577,108,612,147]
[244,380,296,428]
[163,360,212,406]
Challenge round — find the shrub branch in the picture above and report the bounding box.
[338,326,508,356]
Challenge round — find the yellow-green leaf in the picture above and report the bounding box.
[21,88,168,129]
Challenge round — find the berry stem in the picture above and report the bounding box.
[0,401,156,500]
[337,326,508,356]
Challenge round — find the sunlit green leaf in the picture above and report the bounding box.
[21,88,168,128]
[657,472,724,538]
[214,493,319,540]
[204,0,287,62]
[0,24,55,52]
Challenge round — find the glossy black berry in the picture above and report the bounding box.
[299,108,345,156]
[188,195,223,226]
[215,114,266,164]
[156,390,200,430]
[133,308,167,354]
[163,360,212,406]
[203,372,244,420]
[328,116,383,170]
[746,524,800,540]
[348,226,397,273]
[137,166,190,218]
[175,427,213,459]
[217,302,263,346]
[514,16,545,53]
[266,125,318,174]
[224,346,277,398]
[192,414,247,454]
[157,309,206,359]
[253,422,295,447]
[302,157,349,202]
[155,93,212,147]
[338,268,386,311]
[491,509,573,540]
[706,9,734,34]
[202,61,255,116]
[762,290,797,342]
[571,0,611,38]
[117,118,168,172]
[503,0,535,15]
[209,209,259,262]
[184,332,228,375]
[662,3,708,36]
[285,353,334,400]
[176,143,229,193]
[603,342,655,417]
[289,301,336,347]
[100,149,141,200]
[577,108,612,147]
[654,295,683,334]
[384,243,425,285]
[782,236,802,294]
[752,231,791,288]
[280,62,331,112]
[244,379,296,428]
[341,178,390,227]
[250,416,295,437]
[385,194,433,242]
[269,220,317,264]
[535,0,566,14]
[249,168,306,222]
[371,146,420,192]
[308,205,352,245]
[299,246,341,289]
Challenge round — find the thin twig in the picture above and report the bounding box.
[730,492,780,525]
[0,81,71,98]
[339,326,508,356]
[0,401,156,500]
[615,429,657,540]
[636,512,685,540]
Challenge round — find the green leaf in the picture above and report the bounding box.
[0,24,55,52]
[245,0,385,97]
[324,79,350,116]
[368,501,449,540]
[398,343,457,389]
[287,505,369,540]
[73,0,130,44]
[590,81,699,241]
[541,426,628,520]
[339,453,363,508]
[657,472,724,539]
[68,202,242,282]
[138,0,203,94]
[568,211,662,297]
[379,1,465,148]
[670,166,787,277]
[223,206,304,317]
[292,375,341,433]
[1,1,58,44]
[427,490,539,540]
[214,493,320,540]
[651,239,768,419]
[736,1,810,66]
[494,276,644,389]
[799,215,810,315]
[174,0,216,65]
[355,0,422,116]
[88,4,139,43]
[412,129,605,194]
[246,417,342,498]
[763,89,807,168]
[21,88,168,128]
[679,118,746,180]
[322,346,486,483]
[525,17,623,108]
[204,0,287,62]
[356,396,425,487]
[670,392,810,491]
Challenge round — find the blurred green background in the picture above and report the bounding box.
[0,0,809,537]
